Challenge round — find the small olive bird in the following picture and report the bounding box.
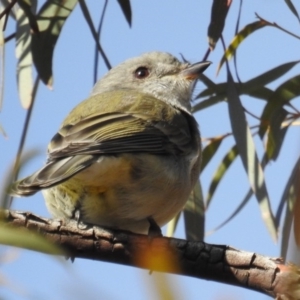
[11,52,210,234]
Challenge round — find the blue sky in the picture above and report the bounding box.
[1,1,300,299]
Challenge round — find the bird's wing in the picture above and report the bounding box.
[11,90,200,195]
[47,90,198,160]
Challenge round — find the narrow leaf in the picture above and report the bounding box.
[116,0,131,27]
[0,224,64,255]
[207,0,232,50]
[201,137,223,172]
[206,145,239,208]
[217,21,268,74]
[31,0,78,86]
[265,107,289,160]
[244,60,300,90]
[227,71,277,241]
[207,188,252,235]
[15,2,35,108]
[183,180,205,241]
[0,3,5,111]
[165,212,180,238]
[259,74,300,137]
[284,0,300,23]
[278,156,300,258]
[0,122,6,137]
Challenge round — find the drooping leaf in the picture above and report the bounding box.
[15,1,36,108]
[227,71,277,241]
[278,156,300,259]
[259,74,300,137]
[265,107,289,160]
[207,0,232,50]
[31,0,78,86]
[206,188,252,236]
[165,212,180,238]
[116,0,131,27]
[17,0,38,33]
[0,4,4,111]
[284,0,300,23]
[217,20,268,74]
[183,180,205,241]
[206,145,239,208]
[293,163,300,248]
[244,60,300,90]
[0,223,64,255]
[201,137,223,172]
[0,123,6,137]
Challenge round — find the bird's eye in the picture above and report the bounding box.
[134,67,150,79]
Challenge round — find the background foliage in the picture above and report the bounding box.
[0,0,299,299]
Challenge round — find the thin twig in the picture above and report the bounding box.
[93,0,108,84]
[79,0,111,70]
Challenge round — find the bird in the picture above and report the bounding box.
[11,52,210,234]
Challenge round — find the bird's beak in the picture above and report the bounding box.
[180,61,211,80]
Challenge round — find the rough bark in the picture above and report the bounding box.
[2,210,300,299]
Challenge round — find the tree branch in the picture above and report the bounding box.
[3,210,299,299]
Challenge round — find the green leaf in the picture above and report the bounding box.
[207,188,252,235]
[259,74,300,137]
[31,0,78,86]
[217,21,268,74]
[15,1,36,108]
[265,107,289,160]
[17,0,38,33]
[227,71,277,241]
[0,223,64,255]
[244,60,300,89]
[116,0,131,27]
[278,156,300,259]
[206,145,239,208]
[207,0,232,50]
[0,123,6,137]
[201,137,223,172]
[284,0,300,23]
[166,212,180,238]
[183,180,205,241]
[0,3,5,111]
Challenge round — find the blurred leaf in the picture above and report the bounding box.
[227,71,277,241]
[278,156,300,258]
[201,137,223,172]
[193,83,272,112]
[259,74,300,137]
[31,0,78,86]
[217,20,267,74]
[206,145,239,208]
[116,0,131,27]
[0,0,16,19]
[165,212,180,238]
[17,0,38,32]
[183,180,205,241]
[207,188,252,236]
[265,107,289,160]
[245,60,300,89]
[15,1,36,108]
[193,95,225,112]
[284,0,300,23]
[0,123,6,137]
[293,163,300,248]
[0,5,4,111]
[0,223,64,255]
[207,0,232,50]
[1,149,41,208]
